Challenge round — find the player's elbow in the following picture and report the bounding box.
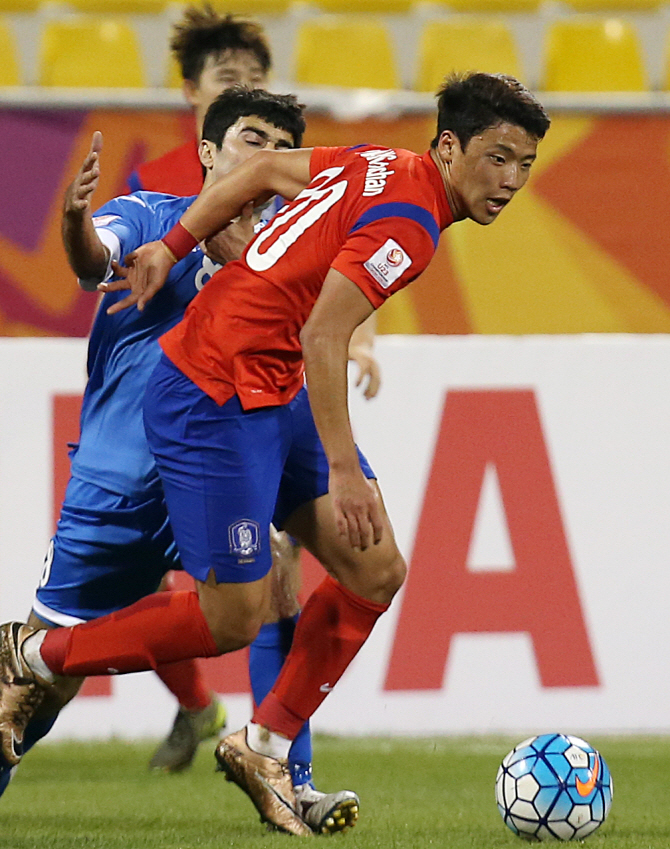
[248,149,281,198]
[300,321,337,363]
[299,321,316,354]
[249,148,306,202]
[77,276,102,292]
[67,245,110,291]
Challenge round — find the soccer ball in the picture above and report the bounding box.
[495,733,613,841]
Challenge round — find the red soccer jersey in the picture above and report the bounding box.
[160,144,453,409]
[127,140,203,196]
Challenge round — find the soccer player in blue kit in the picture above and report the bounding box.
[0,87,358,834]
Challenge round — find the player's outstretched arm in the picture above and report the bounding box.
[103,148,313,314]
[348,312,381,400]
[62,131,108,290]
[179,147,312,242]
[300,270,384,551]
[202,201,255,265]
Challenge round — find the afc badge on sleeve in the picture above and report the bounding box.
[364,238,412,289]
[229,519,261,561]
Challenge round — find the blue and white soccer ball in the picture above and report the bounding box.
[495,733,613,841]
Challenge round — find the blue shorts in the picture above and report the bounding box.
[143,354,375,584]
[33,476,179,626]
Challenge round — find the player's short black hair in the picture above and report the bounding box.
[201,86,306,150]
[431,72,550,149]
[171,3,272,83]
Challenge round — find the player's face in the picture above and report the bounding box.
[438,122,538,225]
[185,49,269,133]
[202,116,295,182]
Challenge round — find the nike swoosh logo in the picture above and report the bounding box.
[255,770,300,817]
[576,754,600,797]
[319,683,334,693]
[10,728,23,761]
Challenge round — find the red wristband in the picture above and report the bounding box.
[161,221,198,262]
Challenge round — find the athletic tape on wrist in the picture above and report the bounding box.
[161,221,198,262]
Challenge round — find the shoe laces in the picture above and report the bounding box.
[266,757,292,787]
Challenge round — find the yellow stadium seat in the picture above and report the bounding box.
[294,17,399,89]
[0,19,20,85]
[661,27,670,89]
[66,0,170,12]
[426,0,540,13]
[206,0,292,13]
[541,18,647,91]
[39,18,146,87]
[0,1,40,10]
[307,0,415,11]
[415,19,523,92]
[561,0,659,10]
[0,0,44,12]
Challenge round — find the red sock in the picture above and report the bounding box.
[252,575,388,739]
[41,591,219,677]
[155,660,212,712]
[152,572,212,712]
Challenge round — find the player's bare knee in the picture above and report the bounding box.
[209,621,261,653]
[197,571,270,652]
[389,550,407,594]
[205,611,264,654]
[351,548,406,605]
[375,550,407,602]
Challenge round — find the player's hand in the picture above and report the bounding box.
[329,467,384,551]
[110,260,128,281]
[98,240,175,314]
[348,344,381,400]
[63,131,103,215]
[203,202,255,265]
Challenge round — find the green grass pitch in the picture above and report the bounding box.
[0,735,668,848]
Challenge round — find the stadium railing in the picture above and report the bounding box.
[2,84,670,117]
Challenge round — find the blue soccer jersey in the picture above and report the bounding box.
[69,191,223,498]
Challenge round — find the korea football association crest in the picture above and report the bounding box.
[229,519,261,560]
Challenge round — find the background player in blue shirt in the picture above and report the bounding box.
[0,87,358,834]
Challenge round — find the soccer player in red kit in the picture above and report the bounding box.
[128,4,378,791]
[0,72,550,836]
[129,5,271,196]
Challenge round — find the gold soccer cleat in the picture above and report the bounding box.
[0,623,47,766]
[215,727,312,836]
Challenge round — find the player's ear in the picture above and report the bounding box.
[436,130,459,164]
[198,139,216,170]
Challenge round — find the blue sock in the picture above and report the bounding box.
[0,713,59,798]
[249,615,313,788]
[0,763,16,797]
